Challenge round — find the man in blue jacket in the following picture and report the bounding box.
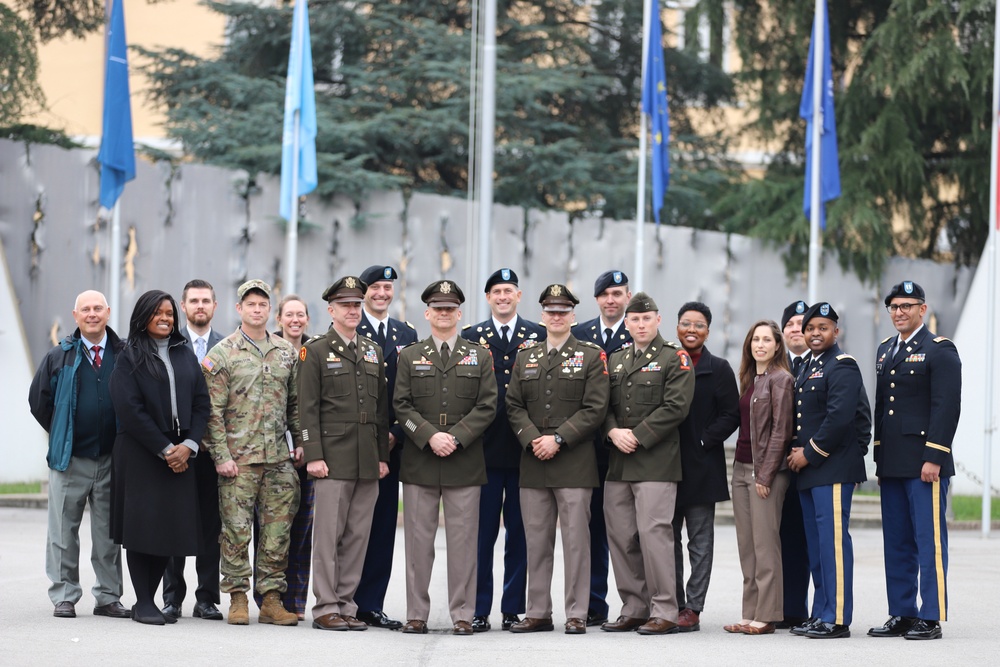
[28,290,129,620]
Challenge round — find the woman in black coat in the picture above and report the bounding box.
[110,290,210,625]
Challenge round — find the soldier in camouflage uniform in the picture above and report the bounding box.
[201,279,301,626]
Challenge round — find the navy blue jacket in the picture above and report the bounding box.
[873,327,961,478]
[462,316,546,469]
[793,343,870,490]
[357,314,419,445]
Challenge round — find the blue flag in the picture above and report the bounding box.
[279,0,318,222]
[96,0,135,210]
[642,1,670,225]
[799,0,840,229]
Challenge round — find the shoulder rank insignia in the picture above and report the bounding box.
[578,340,601,350]
[405,321,417,330]
[933,336,950,343]
[836,354,855,361]
[462,324,473,330]
[666,340,680,349]
[880,336,893,344]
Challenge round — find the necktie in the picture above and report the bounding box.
[376,322,386,348]
[348,340,357,359]
[892,337,904,360]
[195,338,207,363]
[604,327,614,348]
[791,355,803,377]
[92,345,102,370]
[440,341,450,365]
[501,324,510,346]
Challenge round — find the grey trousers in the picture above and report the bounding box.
[46,454,123,606]
[672,502,716,613]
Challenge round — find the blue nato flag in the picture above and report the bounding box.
[97,0,135,210]
[642,0,670,225]
[799,0,841,229]
[279,0,318,222]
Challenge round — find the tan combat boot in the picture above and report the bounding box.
[228,591,249,625]
[258,591,298,626]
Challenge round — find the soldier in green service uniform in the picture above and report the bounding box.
[505,284,610,636]
[393,279,497,636]
[601,292,695,636]
[297,276,390,631]
[201,279,301,627]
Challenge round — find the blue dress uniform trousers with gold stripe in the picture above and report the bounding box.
[794,344,869,626]
[874,327,961,622]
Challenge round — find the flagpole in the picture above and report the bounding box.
[635,0,652,293]
[475,0,497,322]
[982,0,1000,538]
[807,0,824,305]
[109,202,121,333]
[285,108,301,295]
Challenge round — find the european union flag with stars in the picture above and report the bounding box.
[642,1,670,224]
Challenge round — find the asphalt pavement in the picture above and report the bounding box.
[1,506,997,665]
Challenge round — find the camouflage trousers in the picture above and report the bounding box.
[218,460,300,595]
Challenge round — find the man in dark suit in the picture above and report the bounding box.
[162,279,224,621]
[394,280,498,635]
[573,269,632,626]
[787,302,870,640]
[461,268,545,632]
[778,299,813,628]
[672,302,740,632]
[868,281,961,641]
[354,265,419,630]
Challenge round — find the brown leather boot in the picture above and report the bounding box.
[228,592,249,625]
[258,591,298,626]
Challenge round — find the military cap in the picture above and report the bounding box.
[593,270,629,297]
[322,276,368,303]
[801,301,839,330]
[625,291,658,314]
[485,268,519,293]
[422,279,465,306]
[538,284,579,312]
[781,300,809,330]
[237,279,271,301]
[360,265,398,286]
[883,280,926,306]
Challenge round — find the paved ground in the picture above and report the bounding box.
[1,506,997,665]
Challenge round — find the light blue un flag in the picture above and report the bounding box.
[642,1,670,225]
[96,0,135,210]
[799,0,840,229]
[279,0,318,222]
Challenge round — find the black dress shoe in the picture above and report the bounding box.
[805,622,851,639]
[586,610,608,627]
[868,615,917,637]
[161,603,182,620]
[904,619,942,640]
[790,617,820,635]
[131,606,166,626]
[53,601,76,618]
[193,601,223,621]
[94,601,131,618]
[357,610,403,630]
[501,613,520,631]
[471,615,491,633]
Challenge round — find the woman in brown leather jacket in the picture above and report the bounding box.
[724,320,795,635]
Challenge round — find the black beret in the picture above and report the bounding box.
[625,291,658,314]
[539,284,579,311]
[593,270,628,297]
[801,302,839,330]
[485,268,519,292]
[884,280,926,306]
[359,265,398,286]
[322,276,367,302]
[781,300,809,330]
[421,279,465,306]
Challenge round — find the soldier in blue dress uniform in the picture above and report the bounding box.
[867,281,961,641]
[572,270,633,626]
[786,302,870,639]
[461,268,546,632]
[353,265,419,630]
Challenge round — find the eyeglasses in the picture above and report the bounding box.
[678,321,708,331]
[886,302,923,314]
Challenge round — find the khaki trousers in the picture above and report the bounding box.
[520,487,592,620]
[731,462,790,622]
[604,480,678,621]
[311,478,378,619]
[402,483,480,623]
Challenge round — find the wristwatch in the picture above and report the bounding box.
[553,433,565,446]
[452,435,461,448]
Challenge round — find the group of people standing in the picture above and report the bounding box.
[28,266,959,641]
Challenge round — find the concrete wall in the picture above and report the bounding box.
[0,139,981,490]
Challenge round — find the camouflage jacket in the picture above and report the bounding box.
[202,327,301,466]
